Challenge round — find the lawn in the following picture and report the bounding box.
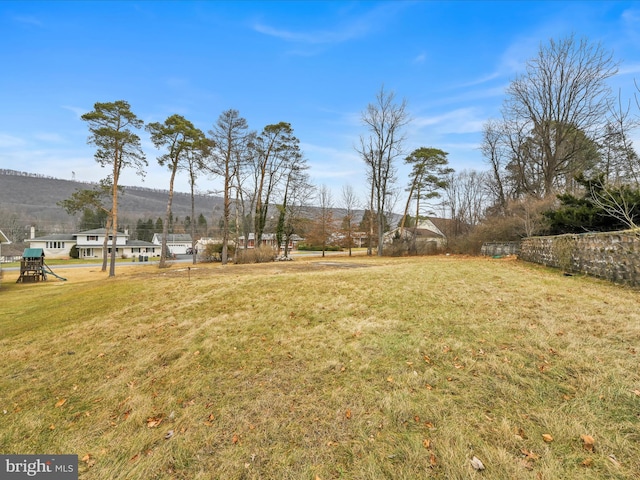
[1,256,639,479]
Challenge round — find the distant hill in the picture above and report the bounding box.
[0,169,224,232]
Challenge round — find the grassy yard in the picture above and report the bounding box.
[1,256,639,479]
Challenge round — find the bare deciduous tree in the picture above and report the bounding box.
[357,86,409,256]
[210,110,249,264]
[341,184,359,256]
[501,36,618,197]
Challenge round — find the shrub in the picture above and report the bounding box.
[234,245,275,264]
[298,243,342,252]
[200,243,236,262]
[69,244,79,259]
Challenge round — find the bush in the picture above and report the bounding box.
[201,243,235,262]
[69,244,79,259]
[234,245,275,264]
[298,243,342,252]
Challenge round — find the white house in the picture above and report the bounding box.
[29,228,158,259]
[151,233,193,255]
[384,218,448,250]
[0,228,12,262]
[236,233,303,250]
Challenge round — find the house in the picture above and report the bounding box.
[0,228,11,262]
[237,233,303,250]
[151,233,193,255]
[28,228,158,259]
[384,218,448,251]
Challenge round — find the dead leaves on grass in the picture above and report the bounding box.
[580,434,596,452]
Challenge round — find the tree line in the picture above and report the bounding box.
[61,34,640,276]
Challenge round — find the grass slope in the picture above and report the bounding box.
[1,256,639,479]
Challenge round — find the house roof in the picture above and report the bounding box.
[30,233,75,242]
[126,240,157,247]
[74,228,129,237]
[0,228,11,244]
[152,233,192,242]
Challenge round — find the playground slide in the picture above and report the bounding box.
[43,263,67,281]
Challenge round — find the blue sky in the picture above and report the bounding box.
[2,1,640,206]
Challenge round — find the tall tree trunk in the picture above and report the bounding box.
[160,167,177,268]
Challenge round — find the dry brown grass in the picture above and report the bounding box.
[1,255,639,479]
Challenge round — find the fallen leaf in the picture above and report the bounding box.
[581,457,593,467]
[470,456,485,471]
[345,409,352,419]
[146,416,163,428]
[55,398,67,408]
[232,434,239,444]
[49,424,55,430]
[386,376,394,383]
[542,433,554,443]
[633,389,640,397]
[423,355,431,363]
[422,439,431,449]
[607,454,621,467]
[81,454,91,463]
[521,448,539,461]
[429,452,437,467]
[580,434,595,452]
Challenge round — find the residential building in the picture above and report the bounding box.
[151,233,193,255]
[28,228,158,259]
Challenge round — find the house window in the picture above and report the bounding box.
[87,235,98,241]
[46,241,65,249]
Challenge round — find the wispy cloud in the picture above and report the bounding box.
[412,52,427,65]
[0,133,26,148]
[252,2,405,47]
[12,15,43,27]
[62,105,87,119]
[412,108,485,135]
[618,62,640,76]
[33,132,66,143]
[622,7,640,24]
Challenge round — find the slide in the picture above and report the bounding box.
[43,262,67,281]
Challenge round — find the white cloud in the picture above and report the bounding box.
[622,7,640,24]
[412,108,485,135]
[0,133,26,148]
[12,15,43,27]
[252,2,405,46]
[33,133,66,143]
[62,105,88,119]
[412,52,427,64]
[617,62,640,76]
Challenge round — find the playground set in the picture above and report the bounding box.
[16,248,67,283]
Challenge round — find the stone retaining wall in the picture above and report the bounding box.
[519,231,640,287]
[481,241,520,256]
